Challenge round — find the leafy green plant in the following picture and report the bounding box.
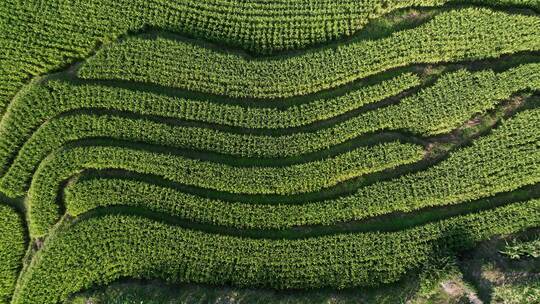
[500,237,540,259]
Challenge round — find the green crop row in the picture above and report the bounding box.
[1,63,538,199]
[0,204,25,304]
[52,72,421,129]
[39,142,423,196]
[5,1,536,115]
[78,8,540,98]
[64,108,540,230]
[0,71,419,180]
[27,141,423,237]
[12,198,540,303]
[500,236,540,259]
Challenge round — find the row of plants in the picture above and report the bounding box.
[26,140,423,237]
[12,198,540,303]
[5,1,536,115]
[62,108,540,231]
[4,0,540,113]
[0,71,419,178]
[1,63,538,198]
[0,204,25,304]
[38,141,423,196]
[78,8,540,98]
[51,72,421,128]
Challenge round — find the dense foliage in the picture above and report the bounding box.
[28,141,422,236]
[501,237,540,259]
[12,199,540,304]
[0,0,539,302]
[0,63,538,199]
[3,0,538,115]
[64,109,540,229]
[0,205,25,304]
[79,9,540,98]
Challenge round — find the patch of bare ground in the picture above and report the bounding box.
[463,117,482,128]
[440,280,482,304]
[215,291,240,304]
[34,237,44,250]
[393,8,436,27]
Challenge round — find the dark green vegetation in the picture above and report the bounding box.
[0,205,25,304]
[501,234,540,259]
[0,0,539,303]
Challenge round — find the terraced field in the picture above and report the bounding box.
[0,1,539,303]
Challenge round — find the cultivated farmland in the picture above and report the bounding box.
[0,1,539,303]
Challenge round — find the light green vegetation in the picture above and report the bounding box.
[1,63,538,200]
[3,0,539,114]
[501,236,540,259]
